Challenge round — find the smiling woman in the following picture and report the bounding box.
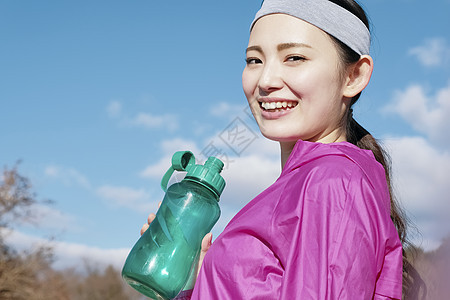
[141,1,413,299]
[243,14,360,147]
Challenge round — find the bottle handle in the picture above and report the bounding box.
[161,151,195,192]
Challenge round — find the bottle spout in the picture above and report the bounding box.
[204,157,224,174]
[161,151,195,192]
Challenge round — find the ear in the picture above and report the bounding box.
[343,55,374,98]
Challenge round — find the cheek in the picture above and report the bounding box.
[286,66,342,100]
[242,69,258,100]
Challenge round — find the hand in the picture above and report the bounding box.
[140,202,213,277]
[196,232,212,276]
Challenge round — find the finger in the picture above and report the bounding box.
[201,233,213,253]
[147,213,156,225]
[140,223,149,236]
[196,233,212,277]
[158,201,162,208]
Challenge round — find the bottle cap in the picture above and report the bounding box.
[161,151,226,199]
[185,156,225,198]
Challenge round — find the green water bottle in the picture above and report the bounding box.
[122,151,225,299]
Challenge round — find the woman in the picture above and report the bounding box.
[143,0,408,298]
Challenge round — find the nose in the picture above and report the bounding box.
[258,61,283,94]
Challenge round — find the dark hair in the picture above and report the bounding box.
[327,0,424,298]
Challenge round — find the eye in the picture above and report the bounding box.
[286,55,306,62]
[245,57,262,65]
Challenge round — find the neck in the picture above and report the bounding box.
[280,141,297,170]
[279,131,348,170]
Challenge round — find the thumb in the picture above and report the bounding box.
[197,233,213,277]
[201,232,213,253]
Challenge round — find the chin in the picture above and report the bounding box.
[260,130,303,143]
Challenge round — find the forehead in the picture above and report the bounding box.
[249,13,332,48]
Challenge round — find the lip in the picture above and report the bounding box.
[257,97,299,120]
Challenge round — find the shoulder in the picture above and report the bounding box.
[299,142,386,189]
[284,140,385,181]
[283,143,389,209]
[289,148,366,187]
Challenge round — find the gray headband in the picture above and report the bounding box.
[251,0,371,55]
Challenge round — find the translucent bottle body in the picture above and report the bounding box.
[122,180,221,299]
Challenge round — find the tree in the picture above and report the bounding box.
[0,162,39,229]
[0,163,60,299]
[0,164,142,299]
[61,265,141,300]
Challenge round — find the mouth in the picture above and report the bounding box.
[258,100,298,112]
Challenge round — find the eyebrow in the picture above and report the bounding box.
[277,42,312,51]
[246,42,313,53]
[246,45,263,54]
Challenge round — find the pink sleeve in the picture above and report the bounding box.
[276,161,402,299]
[174,289,193,299]
[374,294,398,300]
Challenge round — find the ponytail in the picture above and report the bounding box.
[327,0,426,296]
[346,112,425,299]
[346,113,407,240]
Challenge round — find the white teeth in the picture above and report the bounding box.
[261,101,296,110]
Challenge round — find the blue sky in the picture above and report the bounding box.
[1,0,449,271]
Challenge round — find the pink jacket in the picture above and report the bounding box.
[190,140,403,299]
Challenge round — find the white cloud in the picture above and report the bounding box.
[44,165,91,189]
[2,229,129,271]
[208,137,280,235]
[221,152,280,204]
[140,138,201,179]
[106,101,179,131]
[129,112,178,131]
[409,37,450,67]
[383,80,450,249]
[384,82,450,146]
[96,185,157,212]
[106,100,122,118]
[384,136,450,250]
[1,203,80,236]
[32,204,79,232]
[140,158,171,179]
[43,164,160,213]
[160,138,201,154]
[209,102,251,120]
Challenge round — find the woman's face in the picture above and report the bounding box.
[242,14,350,144]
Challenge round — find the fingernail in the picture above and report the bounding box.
[208,233,213,246]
